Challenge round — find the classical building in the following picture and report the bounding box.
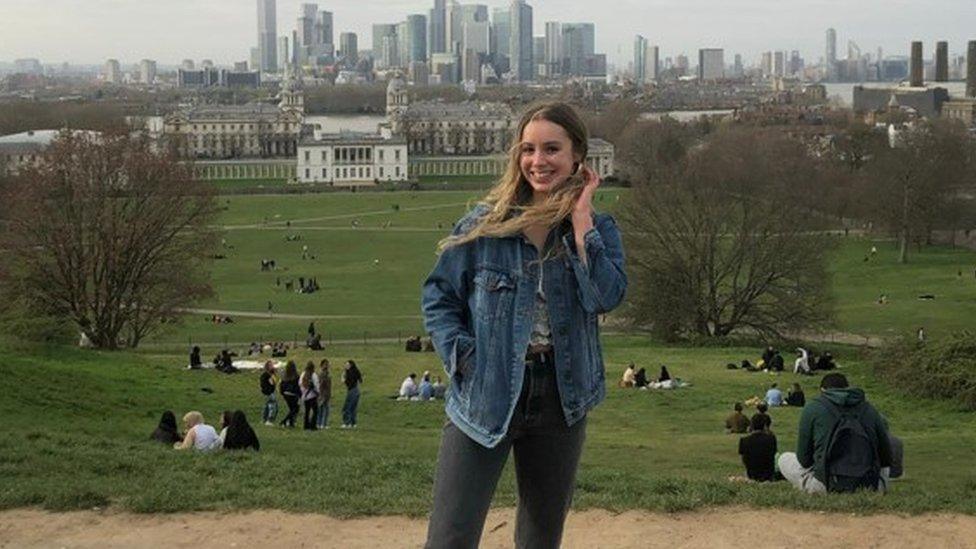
[296,129,408,185]
[942,98,976,127]
[386,73,514,156]
[0,129,99,176]
[163,73,305,160]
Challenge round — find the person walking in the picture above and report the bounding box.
[278,361,301,428]
[421,102,627,548]
[259,360,279,425]
[341,359,363,428]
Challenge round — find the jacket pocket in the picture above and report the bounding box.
[473,268,517,324]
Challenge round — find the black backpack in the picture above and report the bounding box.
[821,399,881,493]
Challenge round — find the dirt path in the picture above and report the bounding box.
[2,507,974,548]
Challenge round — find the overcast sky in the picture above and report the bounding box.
[1,0,974,68]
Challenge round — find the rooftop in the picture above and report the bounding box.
[402,101,513,120]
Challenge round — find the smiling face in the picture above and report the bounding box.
[519,119,579,203]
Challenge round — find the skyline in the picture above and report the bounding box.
[2,0,975,69]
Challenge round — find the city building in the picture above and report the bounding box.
[374,23,400,68]
[404,14,428,64]
[510,0,533,82]
[257,0,278,73]
[103,59,122,84]
[698,48,724,81]
[634,35,658,84]
[13,58,43,75]
[139,59,156,85]
[0,129,100,176]
[429,0,447,55]
[490,7,511,74]
[825,28,837,80]
[339,32,359,67]
[853,86,949,118]
[296,130,408,185]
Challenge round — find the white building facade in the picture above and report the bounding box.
[297,131,408,185]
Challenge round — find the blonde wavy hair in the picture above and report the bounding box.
[438,102,589,251]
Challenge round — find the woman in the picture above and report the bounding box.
[421,102,626,548]
[217,410,233,446]
[300,361,320,430]
[341,359,363,428]
[634,367,650,389]
[150,410,182,444]
[173,411,220,452]
[223,410,260,451]
[658,365,671,382]
[188,346,202,369]
[259,360,279,426]
[317,359,332,429]
[278,361,301,428]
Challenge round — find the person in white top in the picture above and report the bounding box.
[399,373,419,400]
[794,348,811,375]
[300,361,321,430]
[174,411,220,451]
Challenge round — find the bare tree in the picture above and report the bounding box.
[0,130,219,349]
[865,120,976,263]
[619,128,834,340]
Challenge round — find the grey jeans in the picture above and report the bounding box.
[425,352,587,549]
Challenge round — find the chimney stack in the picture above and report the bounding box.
[935,41,948,82]
[968,40,976,98]
[910,41,923,87]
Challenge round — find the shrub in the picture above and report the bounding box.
[872,331,976,410]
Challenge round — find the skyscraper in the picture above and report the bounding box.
[825,27,837,80]
[698,48,724,81]
[139,59,156,85]
[510,0,533,82]
[278,36,289,69]
[491,8,510,58]
[340,32,359,66]
[374,24,399,68]
[405,14,428,65]
[257,0,277,73]
[634,35,647,83]
[429,0,447,55]
[317,11,333,46]
[545,22,562,77]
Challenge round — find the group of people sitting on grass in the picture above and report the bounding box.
[246,341,290,358]
[151,410,259,452]
[404,335,435,353]
[396,371,447,401]
[732,346,838,375]
[260,358,364,430]
[620,363,683,389]
[726,373,904,493]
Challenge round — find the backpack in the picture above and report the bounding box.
[821,399,881,493]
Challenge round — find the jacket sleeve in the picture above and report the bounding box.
[421,224,475,378]
[563,213,628,314]
[796,404,817,468]
[873,409,893,468]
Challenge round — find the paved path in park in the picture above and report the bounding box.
[179,307,421,320]
[222,201,470,230]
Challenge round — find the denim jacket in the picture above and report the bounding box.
[421,205,627,448]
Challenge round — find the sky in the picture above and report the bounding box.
[1,0,974,69]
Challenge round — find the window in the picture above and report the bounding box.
[335,149,340,161]
[321,151,327,161]
[380,167,384,177]
[304,169,310,179]
[304,151,310,162]
[395,166,401,177]
[366,168,371,178]
[379,149,384,161]
[322,168,327,178]
[335,168,340,178]
[395,149,401,161]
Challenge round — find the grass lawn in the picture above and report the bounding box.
[2,336,974,515]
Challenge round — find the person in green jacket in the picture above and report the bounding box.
[778,373,892,493]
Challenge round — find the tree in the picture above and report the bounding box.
[0,130,219,349]
[619,128,834,340]
[864,120,976,263]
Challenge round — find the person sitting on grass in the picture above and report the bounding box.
[418,372,434,401]
[794,347,811,375]
[217,410,233,446]
[658,365,672,382]
[778,373,892,494]
[738,414,779,482]
[399,373,419,400]
[751,402,772,433]
[223,410,260,451]
[725,402,750,434]
[432,376,447,400]
[767,350,785,372]
[814,352,837,371]
[634,367,650,389]
[620,363,636,388]
[174,411,220,452]
[189,346,203,369]
[786,382,806,407]
[765,383,784,406]
[150,410,182,445]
